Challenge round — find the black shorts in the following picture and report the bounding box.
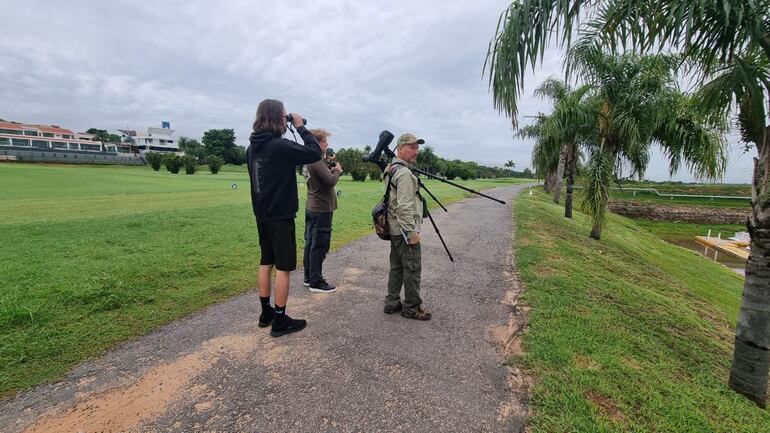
[256,218,297,271]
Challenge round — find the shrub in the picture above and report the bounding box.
[183,155,197,175]
[351,169,368,182]
[206,155,224,174]
[145,152,163,171]
[164,154,182,174]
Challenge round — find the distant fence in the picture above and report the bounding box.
[0,147,145,166]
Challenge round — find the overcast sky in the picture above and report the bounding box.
[0,0,754,183]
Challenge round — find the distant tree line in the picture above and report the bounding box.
[85,128,122,144]
[178,129,246,165]
[331,144,531,182]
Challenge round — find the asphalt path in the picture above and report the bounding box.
[1,184,530,433]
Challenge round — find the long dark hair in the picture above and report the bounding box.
[253,99,286,135]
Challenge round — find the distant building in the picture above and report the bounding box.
[0,119,180,160]
[118,123,179,155]
[0,120,108,152]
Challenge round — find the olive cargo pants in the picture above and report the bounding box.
[385,236,422,314]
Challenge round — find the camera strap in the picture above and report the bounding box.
[287,124,298,142]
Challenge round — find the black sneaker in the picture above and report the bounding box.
[309,280,336,293]
[304,275,325,287]
[258,305,275,328]
[270,314,307,337]
[383,302,402,314]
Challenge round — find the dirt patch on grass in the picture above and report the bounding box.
[585,390,625,423]
[573,354,600,371]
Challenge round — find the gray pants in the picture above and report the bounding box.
[386,236,422,314]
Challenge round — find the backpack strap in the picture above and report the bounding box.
[383,175,394,203]
[382,161,404,202]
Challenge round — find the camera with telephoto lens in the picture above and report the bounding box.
[361,130,395,171]
[285,114,308,125]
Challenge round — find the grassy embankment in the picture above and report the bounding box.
[514,190,769,432]
[0,163,529,397]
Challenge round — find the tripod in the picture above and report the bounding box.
[393,162,506,262]
[364,130,506,262]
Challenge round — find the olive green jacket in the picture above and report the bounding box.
[386,159,423,239]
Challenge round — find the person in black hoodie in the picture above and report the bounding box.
[247,98,322,337]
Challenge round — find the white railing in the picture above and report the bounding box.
[568,186,750,200]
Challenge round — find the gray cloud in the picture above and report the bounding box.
[0,0,753,182]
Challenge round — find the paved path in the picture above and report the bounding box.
[1,184,530,433]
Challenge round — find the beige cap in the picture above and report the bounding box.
[396,133,425,148]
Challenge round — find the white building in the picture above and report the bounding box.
[125,124,179,155]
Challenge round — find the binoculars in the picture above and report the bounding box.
[286,114,308,125]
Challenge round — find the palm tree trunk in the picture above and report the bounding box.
[729,125,770,408]
[589,106,612,240]
[543,168,557,193]
[553,143,568,204]
[565,143,576,218]
[588,144,613,241]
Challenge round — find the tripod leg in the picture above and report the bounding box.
[411,166,506,204]
[418,179,447,212]
[424,207,454,262]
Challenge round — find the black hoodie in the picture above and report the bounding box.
[247,126,322,221]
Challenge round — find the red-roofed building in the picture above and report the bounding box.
[0,119,111,152]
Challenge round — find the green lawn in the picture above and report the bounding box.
[610,182,751,209]
[610,192,750,209]
[514,190,769,432]
[0,163,528,397]
[619,181,751,196]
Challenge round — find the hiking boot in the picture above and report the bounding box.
[270,314,307,337]
[258,305,275,328]
[309,279,336,293]
[401,307,432,321]
[383,301,402,314]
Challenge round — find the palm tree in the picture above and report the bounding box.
[573,45,727,239]
[518,114,560,192]
[485,0,770,406]
[533,78,593,214]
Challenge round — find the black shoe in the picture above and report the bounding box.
[304,275,325,287]
[383,302,402,314]
[270,314,307,337]
[309,279,336,293]
[258,305,275,328]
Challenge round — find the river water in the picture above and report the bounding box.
[669,239,746,276]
